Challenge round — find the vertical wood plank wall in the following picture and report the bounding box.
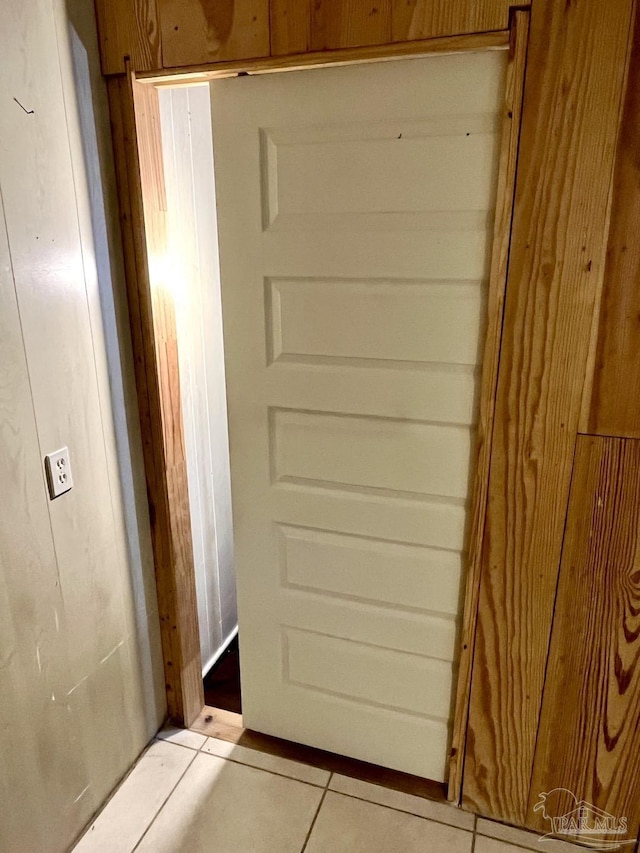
[585,7,640,440]
[527,436,640,846]
[93,0,640,840]
[462,0,636,826]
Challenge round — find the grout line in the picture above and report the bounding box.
[160,734,328,788]
[198,747,330,788]
[154,737,206,755]
[471,814,478,852]
[475,820,592,853]
[300,773,333,853]
[173,735,471,830]
[326,788,473,833]
[70,738,158,847]
[130,749,197,852]
[160,736,472,833]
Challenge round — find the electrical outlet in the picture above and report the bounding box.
[44,447,73,499]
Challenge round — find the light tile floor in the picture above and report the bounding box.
[73,728,588,853]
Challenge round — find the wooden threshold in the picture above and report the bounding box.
[191,706,447,804]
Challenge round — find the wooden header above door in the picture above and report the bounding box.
[93,0,529,75]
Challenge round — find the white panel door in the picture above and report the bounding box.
[210,49,507,781]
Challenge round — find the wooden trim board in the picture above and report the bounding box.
[447,8,529,805]
[138,29,510,85]
[107,70,203,726]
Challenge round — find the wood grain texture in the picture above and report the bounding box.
[586,10,640,439]
[462,0,635,824]
[94,0,161,74]
[269,0,521,55]
[270,0,392,54]
[141,30,509,84]
[527,436,640,846]
[392,0,520,42]
[92,0,518,72]
[159,0,269,68]
[447,9,529,804]
[107,72,203,726]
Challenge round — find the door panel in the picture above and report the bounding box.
[211,50,507,780]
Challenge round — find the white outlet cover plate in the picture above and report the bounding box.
[44,447,73,499]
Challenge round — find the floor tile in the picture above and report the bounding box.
[156,726,207,751]
[202,736,330,786]
[330,774,474,830]
[72,740,194,852]
[476,818,590,851]
[304,791,473,853]
[136,751,323,853]
[474,839,527,853]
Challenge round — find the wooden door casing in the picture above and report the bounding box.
[108,73,204,727]
[97,0,640,837]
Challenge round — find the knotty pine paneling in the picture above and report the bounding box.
[586,9,640,439]
[270,0,392,55]
[94,0,524,71]
[463,0,636,825]
[392,0,515,43]
[270,0,522,55]
[159,0,269,68]
[527,436,640,846]
[94,0,161,74]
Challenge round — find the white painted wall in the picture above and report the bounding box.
[0,1,166,851]
[158,85,237,675]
